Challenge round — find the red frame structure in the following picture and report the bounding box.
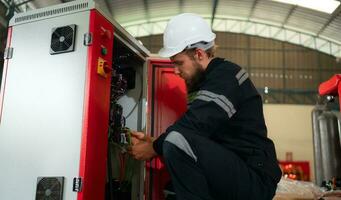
[146,58,187,200]
[78,9,114,200]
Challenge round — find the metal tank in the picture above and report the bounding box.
[335,111,341,148]
[312,102,341,187]
[311,105,325,186]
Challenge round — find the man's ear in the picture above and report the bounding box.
[195,48,205,60]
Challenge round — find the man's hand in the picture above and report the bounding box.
[128,131,157,161]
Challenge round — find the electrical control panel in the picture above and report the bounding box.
[0,1,149,200]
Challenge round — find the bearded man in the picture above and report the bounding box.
[128,13,282,200]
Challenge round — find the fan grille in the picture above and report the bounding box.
[36,177,64,200]
[50,25,76,54]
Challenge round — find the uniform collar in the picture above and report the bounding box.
[187,57,225,94]
[205,57,225,75]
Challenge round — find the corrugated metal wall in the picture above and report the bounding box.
[138,32,341,105]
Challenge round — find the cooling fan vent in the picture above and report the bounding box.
[35,177,64,200]
[50,24,76,54]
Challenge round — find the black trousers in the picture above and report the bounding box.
[162,132,277,200]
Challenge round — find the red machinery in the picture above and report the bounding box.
[319,74,341,110]
[311,74,341,189]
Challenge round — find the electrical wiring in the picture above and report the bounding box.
[124,70,143,119]
[107,62,143,197]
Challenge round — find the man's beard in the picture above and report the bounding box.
[185,61,205,93]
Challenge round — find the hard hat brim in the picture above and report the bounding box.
[158,33,216,58]
[158,47,184,58]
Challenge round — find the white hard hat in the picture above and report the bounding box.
[158,13,216,58]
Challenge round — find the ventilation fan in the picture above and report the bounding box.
[35,177,64,200]
[50,24,76,54]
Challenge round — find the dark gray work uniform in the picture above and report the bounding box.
[153,57,282,200]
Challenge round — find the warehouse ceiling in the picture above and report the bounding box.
[1,0,341,57]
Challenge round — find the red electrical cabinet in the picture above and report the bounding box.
[0,0,190,200]
[0,0,149,200]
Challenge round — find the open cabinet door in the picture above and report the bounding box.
[145,58,187,200]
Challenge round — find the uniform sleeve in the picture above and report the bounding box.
[153,63,248,155]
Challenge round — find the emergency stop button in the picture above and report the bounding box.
[100,27,112,40]
[97,57,112,78]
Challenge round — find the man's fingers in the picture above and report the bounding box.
[127,146,141,160]
[131,137,140,145]
[131,131,146,140]
[126,146,135,158]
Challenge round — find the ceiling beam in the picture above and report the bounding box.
[247,0,259,20]
[1,0,36,25]
[104,0,113,16]
[4,0,20,12]
[2,0,10,7]
[241,0,259,32]
[211,0,218,27]
[317,4,341,36]
[3,0,19,23]
[143,0,150,22]
[282,4,297,26]
[179,0,183,13]
[16,0,34,7]
[272,4,297,38]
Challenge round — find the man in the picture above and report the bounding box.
[128,13,282,200]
